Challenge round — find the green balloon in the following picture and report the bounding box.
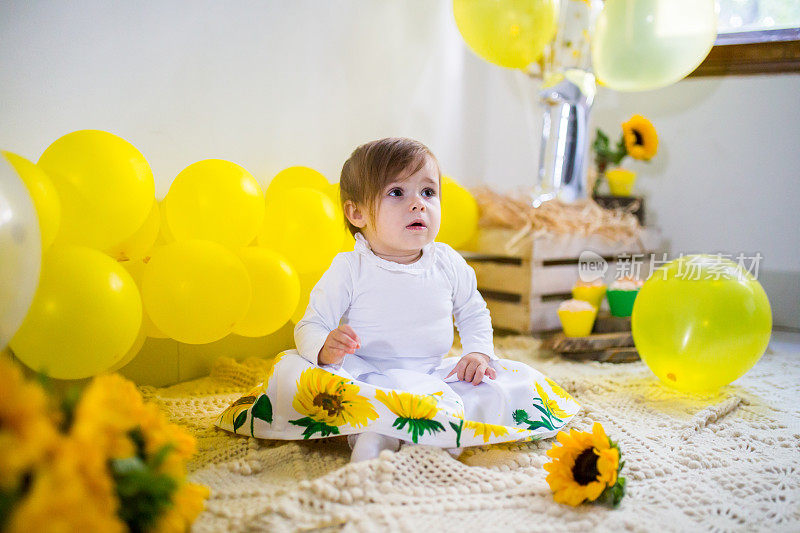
[592,0,717,92]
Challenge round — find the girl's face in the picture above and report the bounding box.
[359,157,441,260]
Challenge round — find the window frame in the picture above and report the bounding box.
[690,27,800,76]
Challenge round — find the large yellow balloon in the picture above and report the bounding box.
[436,176,479,250]
[107,320,147,372]
[327,182,354,252]
[291,269,325,324]
[592,0,717,92]
[233,248,301,337]
[38,130,154,250]
[165,159,264,248]
[2,151,60,251]
[259,188,342,274]
[631,255,772,393]
[10,245,142,379]
[106,199,160,261]
[453,0,558,69]
[155,200,175,246]
[121,258,168,339]
[266,166,330,204]
[142,240,251,344]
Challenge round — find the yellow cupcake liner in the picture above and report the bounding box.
[557,308,598,337]
[572,284,607,309]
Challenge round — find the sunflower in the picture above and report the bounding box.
[622,115,658,161]
[290,368,378,438]
[151,482,211,533]
[0,355,59,491]
[463,420,509,443]
[543,422,626,507]
[375,390,444,443]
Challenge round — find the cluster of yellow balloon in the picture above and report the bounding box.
[1,130,351,379]
[5,130,151,379]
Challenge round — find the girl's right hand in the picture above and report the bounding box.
[318,325,361,365]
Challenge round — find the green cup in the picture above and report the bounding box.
[606,289,639,317]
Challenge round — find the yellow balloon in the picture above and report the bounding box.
[106,199,160,261]
[436,176,479,250]
[259,188,342,274]
[165,159,264,248]
[233,248,301,337]
[155,200,175,245]
[142,240,251,344]
[107,320,147,373]
[631,255,772,393]
[592,0,717,92]
[266,166,330,203]
[38,130,155,250]
[121,258,167,339]
[327,182,354,252]
[453,0,558,69]
[2,151,61,251]
[10,245,142,379]
[291,270,325,324]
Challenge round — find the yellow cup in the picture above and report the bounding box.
[606,168,637,196]
[572,284,607,309]
[557,308,598,338]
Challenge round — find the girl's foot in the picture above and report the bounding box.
[348,431,401,463]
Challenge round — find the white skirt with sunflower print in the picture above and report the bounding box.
[215,350,582,448]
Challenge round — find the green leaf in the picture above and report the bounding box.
[449,419,464,448]
[252,395,273,423]
[233,411,248,432]
[512,409,529,425]
[111,454,178,532]
[289,417,339,439]
[393,417,444,443]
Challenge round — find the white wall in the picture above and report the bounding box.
[2,1,797,383]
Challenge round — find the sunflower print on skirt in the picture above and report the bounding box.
[289,367,378,439]
[375,390,444,443]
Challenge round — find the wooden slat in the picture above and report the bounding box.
[467,260,530,296]
[485,300,531,333]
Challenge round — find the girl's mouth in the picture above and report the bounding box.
[406,222,427,230]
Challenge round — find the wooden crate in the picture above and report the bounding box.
[459,227,666,335]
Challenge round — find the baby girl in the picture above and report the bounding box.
[216,138,580,463]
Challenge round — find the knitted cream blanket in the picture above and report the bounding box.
[138,336,800,533]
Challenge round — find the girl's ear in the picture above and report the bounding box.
[344,200,367,229]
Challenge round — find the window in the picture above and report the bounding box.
[690,0,800,76]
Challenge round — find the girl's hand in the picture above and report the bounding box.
[318,325,360,365]
[445,352,497,386]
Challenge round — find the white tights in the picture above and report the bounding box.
[347,431,463,462]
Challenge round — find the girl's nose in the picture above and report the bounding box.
[410,195,425,211]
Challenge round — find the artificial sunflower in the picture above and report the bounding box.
[375,389,444,443]
[290,368,378,438]
[622,115,658,161]
[543,422,626,507]
[0,355,59,491]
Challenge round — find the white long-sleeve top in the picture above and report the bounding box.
[294,232,496,373]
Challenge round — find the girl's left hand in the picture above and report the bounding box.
[445,352,497,386]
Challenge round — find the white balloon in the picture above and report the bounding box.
[592,0,718,92]
[0,157,42,350]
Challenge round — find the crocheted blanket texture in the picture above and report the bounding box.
[138,336,800,532]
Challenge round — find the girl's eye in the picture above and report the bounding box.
[422,188,436,198]
[388,188,403,197]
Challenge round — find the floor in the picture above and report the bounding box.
[768,328,800,355]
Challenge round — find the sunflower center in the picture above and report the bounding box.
[633,129,644,146]
[572,448,600,485]
[313,392,343,417]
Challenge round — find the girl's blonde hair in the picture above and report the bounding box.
[339,137,441,236]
